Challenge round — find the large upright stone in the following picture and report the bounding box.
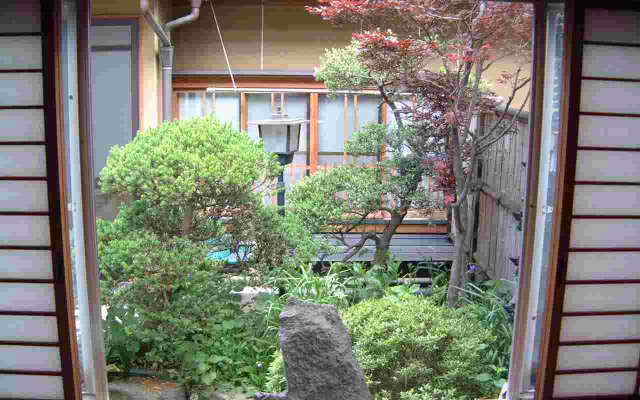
[279,298,372,400]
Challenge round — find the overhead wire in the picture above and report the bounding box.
[209,0,237,89]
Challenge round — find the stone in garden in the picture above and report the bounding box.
[278,298,372,400]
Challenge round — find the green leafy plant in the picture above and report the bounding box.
[266,296,498,399]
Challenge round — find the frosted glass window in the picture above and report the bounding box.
[580,80,640,114]
[560,315,640,341]
[0,250,53,280]
[575,151,640,182]
[178,92,204,120]
[553,372,635,397]
[0,315,58,342]
[563,284,640,312]
[213,93,240,130]
[0,73,43,106]
[0,345,61,371]
[0,146,46,177]
[358,95,380,127]
[567,252,640,281]
[557,344,640,370]
[0,181,49,212]
[573,185,640,215]
[0,37,42,70]
[90,25,132,46]
[0,216,50,247]
[0,283,55,312]
[247,94,272,141]
[91,50,133,178]
[585,9,640,44]
[0,109,45,141]
[0,375,63,399]
[319,94,348,152]
[578,115,639,149]
[0,0,41,33]
[570,219,640,248]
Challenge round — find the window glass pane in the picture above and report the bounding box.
[524,4,565,391]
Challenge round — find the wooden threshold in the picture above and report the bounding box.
[568,247,640,252]
[0,177,48,181]
[0,246,51,250]
[580,111,640,118]
[574,181,640,186]
[0,32,42,37]
[0,105,44,110]
[572,215,640,219]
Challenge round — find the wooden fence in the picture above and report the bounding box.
[474,112,530,281]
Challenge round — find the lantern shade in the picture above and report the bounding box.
[254,118,304,155]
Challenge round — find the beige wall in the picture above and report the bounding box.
[172,0,353,72]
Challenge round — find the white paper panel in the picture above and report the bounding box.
[0,109,45,141]
[0,283,55,312]
[557,344,639,370]
[570,219,640,248]
[0,315,58,342]
[0,146,46,177]
[564,284,640,312]
[0,345,61,371]
[560,315,640,341]
[0,0,42,33]
[582,45,640,79]
[0,216,50,246]
[0,181,48,212]
[0,73,43,106]
[573,186,640,215]
[567,252,640,281]
[553,372,636,397]
[576,151,640,183]
[0,375,63,399]
[90,25,132,46]
[584,9,640,44]
[580,80,640,114]
[578,115,639,149]
[0,37,42,70]
[0,250,53,279]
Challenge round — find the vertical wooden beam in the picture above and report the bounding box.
[172,91,179,120]
[240,92,248,131]
[343,94,349,163]
[537,0,584,397]
[44,1,81,399]
[310,93,319,173]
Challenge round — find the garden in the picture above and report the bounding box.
[97,1,531,399]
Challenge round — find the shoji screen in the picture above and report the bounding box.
[0,0,79,399]
[543,4,640,398]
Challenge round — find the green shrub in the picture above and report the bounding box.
[98,206,277,390]
[265,296,497,399]
[99,116,280,239]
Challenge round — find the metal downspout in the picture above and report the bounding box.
[140,0,202,121]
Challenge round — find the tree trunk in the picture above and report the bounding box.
[446,202,470,307]
[374,211,406,266]
[181,206,194,236]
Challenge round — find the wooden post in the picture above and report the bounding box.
[343,94,349,163]
[240,92,248,131]
[310,93,319,173]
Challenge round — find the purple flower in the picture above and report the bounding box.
[467,264,480,273]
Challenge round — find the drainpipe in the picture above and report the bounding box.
[140,0,202,121]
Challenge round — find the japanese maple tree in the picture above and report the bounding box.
[308,0,532,306]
